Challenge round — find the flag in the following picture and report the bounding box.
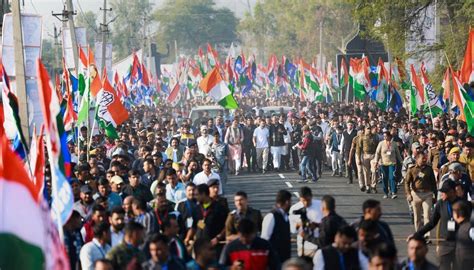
[420,62,446,115]
[339,57,349,87]
[349,58,370,100]
[167,82,180,103]
[95,76,129,139]
[28,126,45,198]
[0,134,70,270]
[409,64,425,115]
[63,92,77,131]
[460,29,474,84]
[199,67,238,109]
[207,43,218,68]
[36,58,74,227]
[89,65,102,97]
[371,58,389,111]
[442,66,451,101]
[452,72,474,134]
[1,64,29,156]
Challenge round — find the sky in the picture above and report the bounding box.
[21,0,255,39]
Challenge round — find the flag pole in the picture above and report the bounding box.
[345,82,349,105]
[443,51,453,118]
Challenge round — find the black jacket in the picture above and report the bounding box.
[352,217,395,246]
[415,198,460,250]
[269,124,287,146]
[455,220,474,270]
[315,212,347,248]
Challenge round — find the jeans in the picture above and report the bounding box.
[331,151,343,173]
[380,164,396,195]
[299,155,315,180]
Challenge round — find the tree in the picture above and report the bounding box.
[239,0,356,63]
[75,10,99,48]
[348,0,474,88]
[41,39,61,74]
[110,0,154,60]
[154,0,238,56]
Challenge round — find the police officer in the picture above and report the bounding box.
[405,152,437,235]
[224,191,263,241]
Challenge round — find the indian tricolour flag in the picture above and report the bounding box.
[199,67,238,109]
[0,135,69,269]
[349,57,370,100]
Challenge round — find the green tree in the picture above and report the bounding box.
[154,0,238,56]
[349,0,474,88]
[110,0,154,60]
[239,0,356,63]
[41,39,61,74]
[75,10,99,48]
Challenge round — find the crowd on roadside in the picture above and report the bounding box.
[51,93,474,270]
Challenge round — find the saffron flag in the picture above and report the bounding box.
[460,29,474,84]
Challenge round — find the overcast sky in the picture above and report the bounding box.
[21,0,255,39]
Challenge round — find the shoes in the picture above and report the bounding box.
[331,171,336,176]
[371,188,377,194]
[366,187,371,193]
[338,172,343,177]
[297,179,307,183]
[360,186,366,192]
[310,178,318,183]
[391,193,398,199]
[235,171,239,176]
[383,194,388,199]
[347,179,353,184]
[262,170,266,174]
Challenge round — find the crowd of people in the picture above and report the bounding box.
[52,94,474,270]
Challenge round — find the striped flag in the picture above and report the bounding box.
[199,67,238,109]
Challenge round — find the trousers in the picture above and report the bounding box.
[331,151,343,173]
[411,191,433,233]
[256,147,269,171]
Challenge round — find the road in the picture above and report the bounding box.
[222,168,438,264]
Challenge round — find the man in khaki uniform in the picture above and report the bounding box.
[459,142,474,181]
[359,125,378,193]
[349,128,364,192]
[405,153,437,235]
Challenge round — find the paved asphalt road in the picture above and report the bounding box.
[222,168,438,265]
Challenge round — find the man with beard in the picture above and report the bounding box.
[74,185,95,220]
[341,121,358,184]
[176,183,198,239]
[109,207,125,248]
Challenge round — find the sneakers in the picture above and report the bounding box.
[383,194,389,199]
[297,179,307,183]
[235,171,240,176]
[360,186,366,192]
[371,188,377,194]
[310,178,318,183]
[391,193,398,199]
[262,170,266,174]
[366,187,371,193]
[331,171,336,176]
[338,172,343,177]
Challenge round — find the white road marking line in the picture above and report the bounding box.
[293,192,300,198]
[278,174,285,179]
[285,182,293,188]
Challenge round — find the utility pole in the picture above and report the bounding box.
[66,0,79,74]
[319,20,323,72]
[100,0,111,77]
[11,0,29,143]
[53,24,61,78]
[52,0,78,73]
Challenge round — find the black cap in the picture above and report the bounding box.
[207,178,220,187]
[80,185,92,193]
[439,180,456,193]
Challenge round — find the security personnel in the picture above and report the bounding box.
[349,127,364,191]
[414,180,459,270]
[439,147,464,180]
[225,191,263,241]
[405,152,437,234]
[359,125,378,193]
